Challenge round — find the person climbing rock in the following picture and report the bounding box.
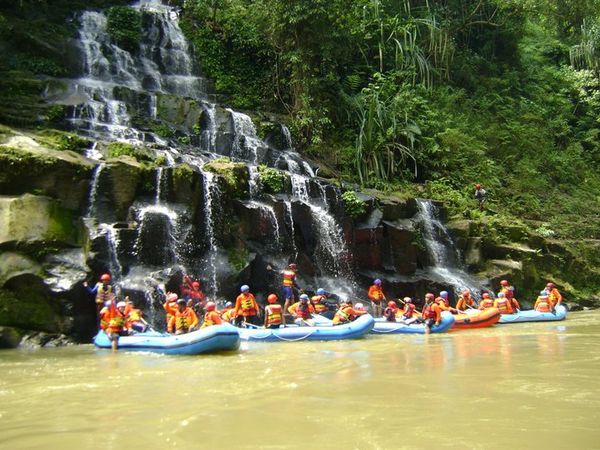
[422,295,441,334]
[478,293,495,310]
[545,282,563,308]
[234,285,261,327]
[493,291,513,314]
[332,300,366,326]
[367,279,386,317]
[168,299,199,334]
[201,302,222,328]
[181,277,206,316]
[264,294,285,329]
[534,291,553,312]
[84,273,115,311]
[288,294,315,326]
[383,300,398,322]
[281,263,300,314]
[474,183,487,211]
[456,290,475,311]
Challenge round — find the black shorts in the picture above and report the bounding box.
[424,319,435,328]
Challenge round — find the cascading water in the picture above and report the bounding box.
[86,164,105,218]
[416,199,485,298]
[228,109,263,164]
[202,171,219,298]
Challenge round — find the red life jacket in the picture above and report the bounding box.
[403,303,416,318]
[282,270,296,287]
[266,304,283,326]
[495,298,512,313]
[383,307,396,322]
[296,303,312,320]
[423,304,436,319]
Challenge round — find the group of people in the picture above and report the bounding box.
[367,277,563,332]
[86,260,565,348]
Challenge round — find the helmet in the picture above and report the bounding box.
[167,293,178,302]
[425,293,435,300]
[355,303,365,311]
[316,288,326,296]
[500,280,509,286]
[300,294,309,301]
[374,279,382,286]
[388,301,397,308]
[288,263,297,270]
[177,298,187,305]
[462,290,470,296]
[498,292,505,297]
[475,184,481,189]
[403,297,412,303]
[192,281,200,289]
[100,273,111,282]
[116,301,126,309]
[225,301,233,308]
[104,301,111,307]
[240,285,250,293]
[206,302,216,311]
[267,294,278,304]
[440,291,448,299]
[546,282,554,289]
[482,293,490,299]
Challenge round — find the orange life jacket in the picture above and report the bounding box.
[548,289,562,307]
[99,306,110,330]
[295,303,312,320]
[265,304,283,326]
[535,298,552,313]
[172,308,198,333]
[368,285,385,302]
[202,311,222,328]
[423,304,437,320]
[311,295,328,313]
[479,298,494,309]
[106,309,127,333]
[221,308,236,322]
[282,270,296,287]
[237,293,258,316]
[402,303,416,318]
[494,298,513,314]
[501,287,514,300]
[333,305,354,324]
[456,296,474,311]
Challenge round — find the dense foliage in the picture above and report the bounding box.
[179,0,600,241]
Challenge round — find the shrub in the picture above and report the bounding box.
[258,165,285,194]
[341,190,367,219]
[106,141,154,163]
[106,6,142,52]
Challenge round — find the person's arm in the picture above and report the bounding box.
[288,303,297,315]
[434,305,441,326]
[85,282,99,295]
[234,296,242,316]
[263,306,269,327]
[212,312,222,325]
[168,316,175,333]
[190,310,199,328]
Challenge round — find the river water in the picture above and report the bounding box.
[1,310,599,450]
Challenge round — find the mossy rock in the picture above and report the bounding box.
[0,194,80,248]
[0,252,43,286]
[0,285,61,333]
[203,158,248,198]
[105,156,147,221]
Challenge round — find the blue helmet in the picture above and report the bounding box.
[498,292,505,297]
[440,291,449,298]
[374,279,382,286]
[316,288,326,295]
[300,294,309,301]
[240,285,250,293]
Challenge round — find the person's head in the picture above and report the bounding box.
[177,298,187,311]
[117,301,127,312]
[440,291,448,299]
[546,282,554,290]
[100,273,111,283]
[475,183,481,189]
[300,294,309,303]
[425,293,435,301]
[355,303,365,311]
[240,285,250,293]
[192,281,201,290]
[206,302,216,312]
[316,288,326,296]
[167,293,178,302]
[225,301,233,308]
[388,300,397,309]
[539,290,549,299]
[288,263,297,270]
[267,294,278,304]
[374,279,382,286]
[482,293,490,299]
[498,292,505,298]
[403,297,412,304]
[500,279,509,287]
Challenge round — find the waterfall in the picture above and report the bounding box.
[416,199,485,298]
[134,204,179,267]
[284,200,297,254]
[248,166,261,197]
[202,171,219,297]
[86,163,105,218]
[228,109,263,164]
[155,167,169,204]
[281,125,293,150]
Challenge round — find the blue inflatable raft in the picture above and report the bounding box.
[497,305,567,324]
[370,311,455,334]
[93,323,240,355]
[238,314,375,342]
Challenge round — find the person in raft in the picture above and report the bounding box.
[478,293,494,310]
[163,292,180,326]
[124,297,148,333]
[168,298,199,334]
[181,276,206,316]
[201,302,222,328]
[383,300,398,322]
[367,278,386,317]
[436,291,457,313]
[220,301,236,323]
[545,282,563,308]
[474,183,487,211]
[264,294,285,329]
[288,294,315,326]
[84,273,115,311]
[421,294,441,334]
[105,300,130,351]
[234,285,261,327]
[311,288,330,315]
[493,291,513,314]
[499,279,521,312]
[455,290,475,311]
[534,291,553,313]
[332,299,366,326]
[281,262,300,313]
[400,297,419,324]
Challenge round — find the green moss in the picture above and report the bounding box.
[173,163,194,185]
[257,165,286,194]
[47,203,78,243]
[106,142,155,164]
[203,158,248,198]
[341,190,367,219]
[227,247,249,272]
[0,288,60,333]
[36,130,89,154]
[106,6,142,52]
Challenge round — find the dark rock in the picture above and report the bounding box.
[0,326,21,349]
[379,197,417,221]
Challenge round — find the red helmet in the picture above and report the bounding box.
[482,293,490,299]
[546,282,554,289]
[500,280,509,286]
[267,294,278,304]
[462,290,470,296]
[403,297,412,303]
[100,273,111,282]
[206,302,216,311]
[387,301,397,308]
[167,293,178,302]
[425,293,435,300]
[475,184,481,189]
[192,281,200,289]
[288,263,297,270]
